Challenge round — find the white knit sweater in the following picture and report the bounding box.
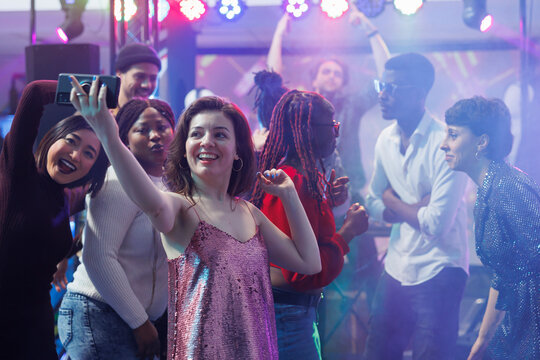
[68,167,168,329]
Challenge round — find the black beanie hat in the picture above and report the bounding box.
[115,43,161,73]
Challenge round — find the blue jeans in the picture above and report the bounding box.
[275,303,322,360]
[58,291,139,360]
[364,267,468,360]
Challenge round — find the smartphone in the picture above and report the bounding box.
[55,73,121,109]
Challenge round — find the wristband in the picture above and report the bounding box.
[367,29,379,38]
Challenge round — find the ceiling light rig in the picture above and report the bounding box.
[463,0,493,32]
[393,0,424,16]
[218,0,246,21]
[320,0,349,19]
[283,0,310,19]
[56,0,88,43]
[178,0,207,21]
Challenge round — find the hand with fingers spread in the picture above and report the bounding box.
[338,203,369,243]
[327,169,349,208]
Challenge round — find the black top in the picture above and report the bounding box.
[0,81,72,359]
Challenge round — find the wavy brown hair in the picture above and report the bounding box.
[35,114,109,197]
[163,96,255,201]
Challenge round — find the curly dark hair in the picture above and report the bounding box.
[251,90,334,209]
[163,96,255,201]
[35,114,109,197]
[445,96,513,161]
[252,70,288,129]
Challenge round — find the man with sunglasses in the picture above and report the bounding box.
[364,53,469,360]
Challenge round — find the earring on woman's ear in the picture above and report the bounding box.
[233,158,244,172]
[475,150,482,160]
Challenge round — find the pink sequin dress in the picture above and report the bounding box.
[167,205,278,360]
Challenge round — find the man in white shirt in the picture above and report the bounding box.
[364,53,469,360]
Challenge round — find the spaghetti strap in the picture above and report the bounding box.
[191,205,201,222]
[242,199,257,227]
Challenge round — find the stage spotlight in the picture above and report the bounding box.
[463,0,492,32]
[393,0,423,16]
[320,0,349,19]
[218,0,245,21]
[283,0,310,19]
[149,0,171,22]
[114,0,138,22]
[178,0,207,21]
[56,0,88,43]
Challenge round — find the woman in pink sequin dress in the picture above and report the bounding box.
[70,77,322,359]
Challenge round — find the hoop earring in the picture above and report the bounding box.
[233,158,244,172]
[475,150,482,160]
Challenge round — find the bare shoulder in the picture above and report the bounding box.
[242,200,265,226]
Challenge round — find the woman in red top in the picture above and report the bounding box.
[252,90,369,359]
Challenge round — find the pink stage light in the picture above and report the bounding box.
[284,0,309,19]
[480,14,493,32]
[320,0,349,19]
[56,27,69,43]
[178,0,206,21]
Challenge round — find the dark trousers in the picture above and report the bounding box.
[364,267,468,360]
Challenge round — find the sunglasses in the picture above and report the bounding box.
[312,120,340,137]
[373,79,415,96]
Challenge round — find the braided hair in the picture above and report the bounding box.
[251,90,334,209]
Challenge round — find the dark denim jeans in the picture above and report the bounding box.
[364,267,468,360]
[275,303,322,360]
[58,291,139,360]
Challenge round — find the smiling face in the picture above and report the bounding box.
[312,60,345,95]
[440,125,483,172]
[127,107,174,176]
[117,62,159,106]
[185,111,238,183]
[46,129,101,185]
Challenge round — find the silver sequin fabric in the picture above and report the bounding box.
[167,221,278,360]
[474,161,540,359]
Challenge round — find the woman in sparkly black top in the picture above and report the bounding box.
[440,96,540,360]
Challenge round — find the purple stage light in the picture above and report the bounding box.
[56,27,69,43]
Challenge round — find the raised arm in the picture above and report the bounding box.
[70,77,177,233]
[2,81,57,174]
[267,13,291,73]
[349,4,390,78]
[255,169,321,275]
